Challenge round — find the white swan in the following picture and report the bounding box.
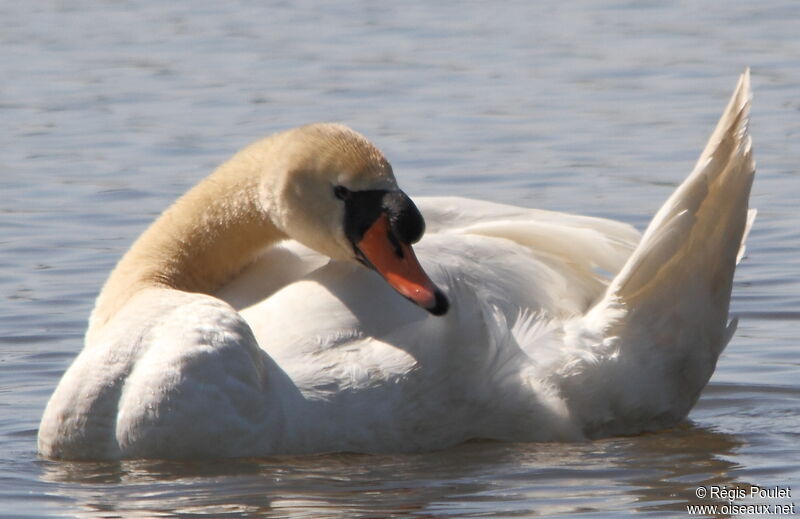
[39,71,755,460]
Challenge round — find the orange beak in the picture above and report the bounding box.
[356,214,448,315]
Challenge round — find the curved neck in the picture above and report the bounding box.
[90,152,285,331]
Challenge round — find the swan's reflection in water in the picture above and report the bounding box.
[38,423,746,518]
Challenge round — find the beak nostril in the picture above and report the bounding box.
[386,230,404,259]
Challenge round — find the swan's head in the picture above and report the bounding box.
[259,123,449,316]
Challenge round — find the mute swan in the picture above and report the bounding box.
[39,70,755,460]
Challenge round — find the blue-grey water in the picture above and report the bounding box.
[1,1,799,517]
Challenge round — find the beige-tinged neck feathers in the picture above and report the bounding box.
[90,143,285,331]
[89,123,403,331]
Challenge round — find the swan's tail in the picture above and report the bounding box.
[569,70,755,436]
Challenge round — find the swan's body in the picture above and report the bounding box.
[39,71,755,460]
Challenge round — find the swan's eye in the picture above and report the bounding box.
[333,185,351,200]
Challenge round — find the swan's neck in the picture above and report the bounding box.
[90,154,284,331]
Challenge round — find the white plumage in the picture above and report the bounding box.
[39,71,754,459]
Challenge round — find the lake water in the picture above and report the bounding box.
[1,1,799,517]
